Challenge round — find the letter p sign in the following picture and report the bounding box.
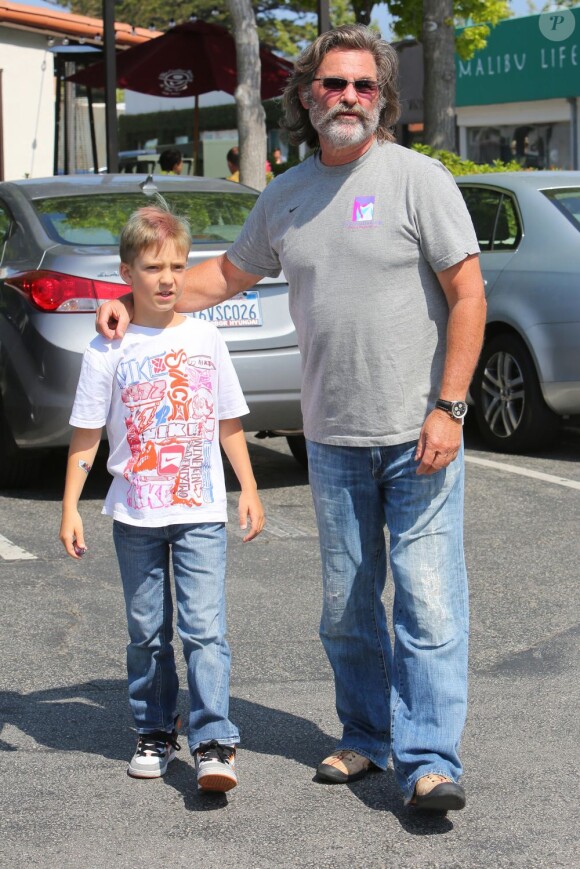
[539,9,576,41]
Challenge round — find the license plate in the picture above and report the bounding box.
[194,291,262,328]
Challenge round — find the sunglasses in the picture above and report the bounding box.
[312,77,379,96]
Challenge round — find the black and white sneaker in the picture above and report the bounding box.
[128,717,181,779]
[195,740,238,792]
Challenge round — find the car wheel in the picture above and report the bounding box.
[286,434,308,469]
[472,333,560,452]
[0,411,42,488]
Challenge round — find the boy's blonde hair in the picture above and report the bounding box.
[120,206,191,264]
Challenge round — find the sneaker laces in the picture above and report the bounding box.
[136,729,181,758]
[198,740,234,764]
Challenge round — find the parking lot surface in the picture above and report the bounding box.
[0,424,579,868]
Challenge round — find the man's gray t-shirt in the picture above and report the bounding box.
[228,141,479,447]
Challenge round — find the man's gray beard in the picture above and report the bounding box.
[309,98,382,149]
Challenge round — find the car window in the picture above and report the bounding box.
[541,188,580,232]
[0,202,10,267]
[0,202,11,242]
[459,186,521,251]
[460,187,501,251]
[0,200,27,264]
[32,192,257,246]
[492,195,521,250]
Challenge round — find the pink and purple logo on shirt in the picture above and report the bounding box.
[352,196,375,222]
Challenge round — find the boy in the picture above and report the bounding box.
[159,148,183,175]
[60,206,264,793]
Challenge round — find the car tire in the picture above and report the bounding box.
[286,434,308,470]
[472,333,560,452]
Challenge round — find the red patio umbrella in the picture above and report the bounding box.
[68,20,294,170]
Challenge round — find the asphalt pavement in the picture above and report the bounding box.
[0,424,579,868]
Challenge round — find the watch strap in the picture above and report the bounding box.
[435,399,468,421]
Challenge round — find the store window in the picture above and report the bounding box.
[466,122,571,169]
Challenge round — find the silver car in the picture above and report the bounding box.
[0,174,303,487]
[457,171,580,452]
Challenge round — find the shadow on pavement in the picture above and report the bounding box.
[341,772,454,835]
[3,437,309,502]
[1,681,454,831]
[5,417,580,501]
[0,681,334,766]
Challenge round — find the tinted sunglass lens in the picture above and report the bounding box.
[320,77,378,94]
[322,78,348,90]
[355,80,378,94]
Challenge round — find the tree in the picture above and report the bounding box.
[388,0,510,150]
[68,0,509,61]
[66,0,359,56]
[226,0,268,191]
[67,0,315,54]
[388,0,511,58]
[422,0,456,149]
[67,0,510,153]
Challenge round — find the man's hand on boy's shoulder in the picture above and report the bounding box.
[96,294,134,340]
[239,490,265,542]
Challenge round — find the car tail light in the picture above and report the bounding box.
[6,270,127,312]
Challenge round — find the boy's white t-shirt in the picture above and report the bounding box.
[70,317,249,527]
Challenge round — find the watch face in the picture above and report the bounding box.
[451,401,468,419]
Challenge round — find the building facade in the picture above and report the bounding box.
[0,0,157,180]
[456,9,580,170]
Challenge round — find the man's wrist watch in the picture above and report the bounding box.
[435,399,468,421]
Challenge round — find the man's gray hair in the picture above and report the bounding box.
[282,24,400,150]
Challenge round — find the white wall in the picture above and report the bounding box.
[0,28,55,179]
[456,98,571,127]
[72,100,110,171]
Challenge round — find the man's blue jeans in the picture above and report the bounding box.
[307,440,468,801]
[112,521,239,754]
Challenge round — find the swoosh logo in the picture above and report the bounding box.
[289,205,300,213]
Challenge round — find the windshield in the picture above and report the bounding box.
[541,188,580,232]
[33,191,257,246]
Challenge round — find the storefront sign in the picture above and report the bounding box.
[456,9,580,106]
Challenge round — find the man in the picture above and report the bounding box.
[98,24,486,812]
[159,148,183,175]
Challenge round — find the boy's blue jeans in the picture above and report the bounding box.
[112,521,239,754]
[306,439,469,802]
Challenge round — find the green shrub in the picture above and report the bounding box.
[412,144,524,175]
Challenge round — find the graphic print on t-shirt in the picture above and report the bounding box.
[116,349,216,512]
[352,196,375,222]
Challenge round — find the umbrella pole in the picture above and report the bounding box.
[193,94,199,176]
[53,61,61,176]
[87,86,99,174]
[0,70,4,181]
